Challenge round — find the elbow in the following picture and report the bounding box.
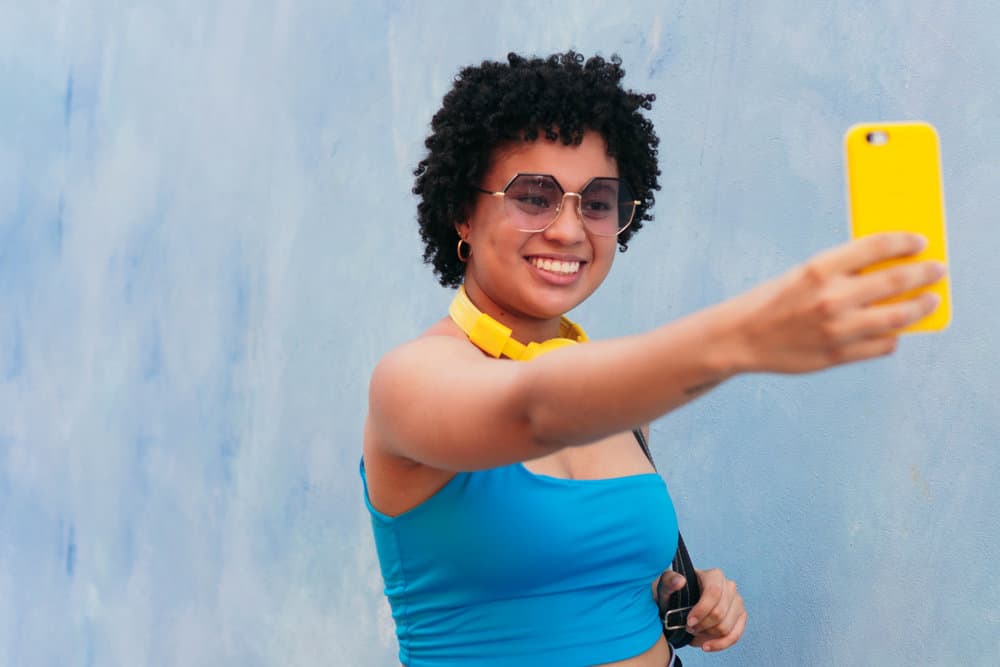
[523,404,563,452]
[509,365,568,454]
[518,381,576,454]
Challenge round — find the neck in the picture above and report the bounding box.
[460,281,564,345]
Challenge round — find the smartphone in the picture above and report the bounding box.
[844,121,952,333]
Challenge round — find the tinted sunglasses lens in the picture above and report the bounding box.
[616,180,638,232]
[581,178,635,236]
[504,175,561,231]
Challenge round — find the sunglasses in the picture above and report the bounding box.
[473,173,640,237]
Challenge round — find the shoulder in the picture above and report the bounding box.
[371,316,477,387]
[367,316,486,451]
[364,322,467,470]
[365,312,543,471]
[422,314,465,341]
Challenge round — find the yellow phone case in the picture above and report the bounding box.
[844,121,952,332]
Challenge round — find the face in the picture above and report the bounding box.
[457,131,621,336]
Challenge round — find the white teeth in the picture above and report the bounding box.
[530,258,580,275]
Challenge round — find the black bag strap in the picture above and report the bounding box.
[632,428,700,650]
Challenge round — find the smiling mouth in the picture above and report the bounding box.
[527,257,582,275]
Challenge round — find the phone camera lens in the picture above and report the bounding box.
[866,131,889,146]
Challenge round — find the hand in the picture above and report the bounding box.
[730,232,946,374]
[659,567,747,653]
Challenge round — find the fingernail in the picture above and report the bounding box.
[686,616,699,629]
[932,262,948,279]
[914,234,929,250]
[924,292,941,307]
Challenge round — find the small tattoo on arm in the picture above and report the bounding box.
[684,380,721,396]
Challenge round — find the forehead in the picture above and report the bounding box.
[486,131,619,189]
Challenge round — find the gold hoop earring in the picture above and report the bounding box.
[457,238,471,262]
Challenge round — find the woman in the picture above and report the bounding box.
[361,52,944,666]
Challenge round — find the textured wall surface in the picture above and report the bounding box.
[2,2,998,665]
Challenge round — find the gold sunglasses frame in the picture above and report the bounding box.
[473,173,641,237]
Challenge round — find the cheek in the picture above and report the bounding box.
[483,228,530,263]
[467,210,520,256]
[593,239,618,271]
[468,229,530,283]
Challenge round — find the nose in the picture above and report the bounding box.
[542,193,587,244]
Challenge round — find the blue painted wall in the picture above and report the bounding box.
[2,2,997,665]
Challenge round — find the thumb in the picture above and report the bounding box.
[659,571,688,595]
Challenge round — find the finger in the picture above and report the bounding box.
[701,611,748,653]
[688,579,738,635]
[652,571,686,600]
[811,232,927,277]
[712,581,744,637]
[684,570,722,629]
[848,261,946,307]
[690,605,745,648]
[661,571,687,594]
[823,333,899,365]
[831,292,940,342]
[685,571,726,632]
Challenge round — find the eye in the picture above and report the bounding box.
[581,193,616,217]
[506,176,560,213]
[514,194,554,209]
[582,199,613,212]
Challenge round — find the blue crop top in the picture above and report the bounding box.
[360,455,679,666]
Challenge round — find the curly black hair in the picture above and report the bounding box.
[412,51,661,288]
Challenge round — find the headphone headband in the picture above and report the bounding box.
[449,285,588,361]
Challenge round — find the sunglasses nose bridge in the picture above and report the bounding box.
[544,191,585,230]
[557,191,584,221]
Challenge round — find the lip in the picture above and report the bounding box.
[524,254,587,286]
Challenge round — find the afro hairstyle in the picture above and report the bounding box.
[412,50,661,288]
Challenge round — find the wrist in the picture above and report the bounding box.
[695,298,755,379]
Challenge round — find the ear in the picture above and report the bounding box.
[455,221,471,241]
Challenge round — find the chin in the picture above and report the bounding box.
[524,286,593,318]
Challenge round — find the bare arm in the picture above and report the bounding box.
[369,302,736,470]
[369,233,945,470]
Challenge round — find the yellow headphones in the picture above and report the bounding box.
[449,285,588,361]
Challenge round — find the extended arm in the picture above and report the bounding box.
[369,233,944,470]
